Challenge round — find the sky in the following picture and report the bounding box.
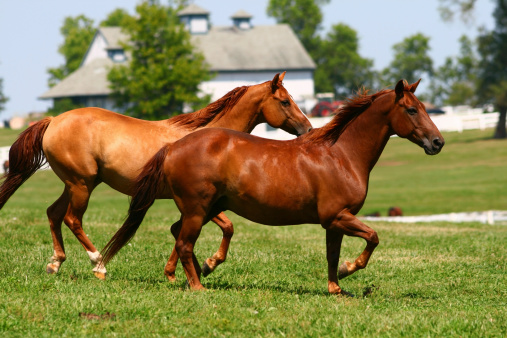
[0,0,496,120]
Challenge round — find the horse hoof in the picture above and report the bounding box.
[338,262,350,279]
[94,271,107,280]
[202,260,212,277]
[46,264,58,274]
[165,273,176,282]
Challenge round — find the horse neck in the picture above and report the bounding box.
[332,95,394,176]
[205,85,264,133]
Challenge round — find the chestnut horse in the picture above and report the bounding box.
[101,79,444,294]
[0,72,312,279]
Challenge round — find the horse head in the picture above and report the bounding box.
[259,72,313,136]
[389,79,444,155]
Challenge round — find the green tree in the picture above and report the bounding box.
[47,15,95,87]
[314,23,375,98]
[266,0,330,56]
[476,1,507,138]
[427,35,478,106]
[0,78,8,114]
[100,8,134,27]
[381,33,433,86]
[108,2,210,119]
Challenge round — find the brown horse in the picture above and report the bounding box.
[0,72,312,279]
[101,79,444,294]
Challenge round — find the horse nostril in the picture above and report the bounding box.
[433,137,444,148]
[307,127,313,133]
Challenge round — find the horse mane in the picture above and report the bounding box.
[304,83,410,145]
[170,86,249,129]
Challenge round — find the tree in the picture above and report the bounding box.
[0,78,8,114]
[313,23,375,98]
[381,33,433,87]
[100,8,134,27]
[476,1,507,138]
[427,35,478,106]
[438,0,507,138]
[47,15,95,87]
[438,0,477,23]
[108,2,210,119]
[266,0,330,57]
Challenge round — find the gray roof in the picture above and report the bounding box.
[40,58,114,99]
[99,27,128,49]
[178,4,210,16]
[231,10,252,19]
[192,24,316,72]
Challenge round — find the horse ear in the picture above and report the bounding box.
[395,79,405,98]
[278,71,286,83]
[409,79,421,93]
[271,73,281,93]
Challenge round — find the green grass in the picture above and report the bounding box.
[0,128,506,336]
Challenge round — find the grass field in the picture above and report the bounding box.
[0,128,505,336]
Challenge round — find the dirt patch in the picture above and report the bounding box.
[79,312,116,321]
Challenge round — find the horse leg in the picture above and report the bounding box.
[328,211,379,280]
[46,189,70,274]
[165,218,202,282]
[175,214,205,290]
[63,183,107,280]
[202,212,234,277]
[325,229,345,294]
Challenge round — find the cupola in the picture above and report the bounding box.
[178,4,210,34]
[231,10,253,30]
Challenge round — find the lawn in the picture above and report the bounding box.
[0,128,505,336]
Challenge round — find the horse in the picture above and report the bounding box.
[100,79,444,294]
[0,72,312,279]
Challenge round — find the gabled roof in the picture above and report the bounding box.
[40,58,114,99]
[192,24,316,72]
[99,27,128,49]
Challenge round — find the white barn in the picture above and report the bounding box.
[40,4,316,114]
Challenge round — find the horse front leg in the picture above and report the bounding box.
[325,229,345,294]
[202,212,234,277]
[328,210,379,280]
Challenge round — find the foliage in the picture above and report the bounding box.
[0,128,505,336]
[100,8,135,27]
[108,2,211,119]
[313,24,376,98]
[438,0,477,22]
[266,0,330,57]
[426,35,478,106]
[476,1,507,138]
[381,33,433,87]
[0,78,8,114]
[47,15,95,88]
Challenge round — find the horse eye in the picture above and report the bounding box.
[281,100,290,107]
[407,107,417,115]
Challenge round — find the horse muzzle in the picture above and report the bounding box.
[423,136,445,155]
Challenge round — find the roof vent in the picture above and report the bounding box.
[231,10,252,30]
[178,4,210,34]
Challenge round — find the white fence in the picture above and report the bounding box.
[362,210,507,225]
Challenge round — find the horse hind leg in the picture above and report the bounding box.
[63,183,107,279]
[202,212,234,277]
[176,214,206,290]
[164,218,202,282]
[46,190,70,274]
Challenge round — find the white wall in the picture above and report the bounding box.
[81,32,108,66]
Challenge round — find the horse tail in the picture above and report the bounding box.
[101,143,172,266]
[0,117,52,209]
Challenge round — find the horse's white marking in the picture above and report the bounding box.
[87,250,107,274]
